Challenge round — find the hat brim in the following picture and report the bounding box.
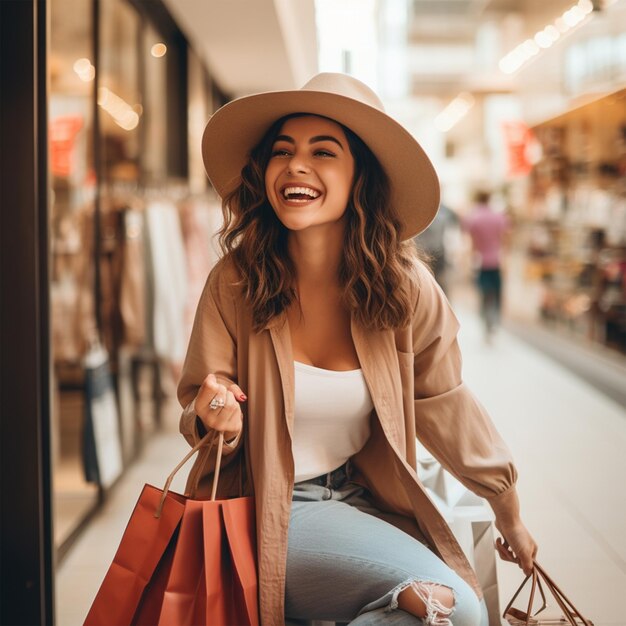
[202,89,440,240]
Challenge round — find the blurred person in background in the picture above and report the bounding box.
[178,74,536,625]
[463,190,510,342]
[414,202,459,295]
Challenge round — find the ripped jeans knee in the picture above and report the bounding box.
[355,577,483,626]
[406,581,454,626]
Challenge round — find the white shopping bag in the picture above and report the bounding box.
[418,450,504,626]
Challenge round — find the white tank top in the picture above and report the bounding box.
[292,361,374,483]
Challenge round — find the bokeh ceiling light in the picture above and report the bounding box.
[97,87,140,131]
[73,57,95,82]
[434,92,475,133]
[499,0,593,75]
[151,43,167,58]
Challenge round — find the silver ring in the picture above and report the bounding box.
[209,397,225,410]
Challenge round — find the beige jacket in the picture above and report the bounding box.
[178,256,518,625]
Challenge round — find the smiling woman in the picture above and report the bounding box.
[177,73,538,626]
[264,116,354,233]
[220,108,416,334]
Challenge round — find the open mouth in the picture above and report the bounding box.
[280,186,321,202]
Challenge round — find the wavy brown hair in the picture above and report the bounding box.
[219,113,420,331]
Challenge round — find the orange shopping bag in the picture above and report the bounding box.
[84,432,259,626]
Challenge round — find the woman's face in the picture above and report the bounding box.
[264,115,355,234]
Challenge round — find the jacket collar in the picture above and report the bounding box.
[351,317,403,439]
[268,316,295,438]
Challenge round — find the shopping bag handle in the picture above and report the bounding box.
[154,430,225,518]
[503,560,592,626]
[503,566,546,624]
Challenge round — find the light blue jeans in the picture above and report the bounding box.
[285,464,488,626]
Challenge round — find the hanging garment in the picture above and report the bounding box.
[145,200,188,364]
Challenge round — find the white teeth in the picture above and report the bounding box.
[282,186,320,199]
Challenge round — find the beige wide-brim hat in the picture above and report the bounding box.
[202,72,440,240]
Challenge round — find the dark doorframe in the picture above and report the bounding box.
[0,0,55,624]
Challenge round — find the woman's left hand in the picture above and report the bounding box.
[494,518,538,576]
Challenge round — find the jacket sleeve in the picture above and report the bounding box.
[411,261,517,508]
[177,261,243,456]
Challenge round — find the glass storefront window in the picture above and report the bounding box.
[97,1,173,453]
[49,0,201,567]
[142,21,168,183]
[99,0,141,187]
[49,0,100,552]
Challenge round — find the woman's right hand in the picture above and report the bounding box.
[195,373,246,440]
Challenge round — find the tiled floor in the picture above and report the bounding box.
[56,306,625,625]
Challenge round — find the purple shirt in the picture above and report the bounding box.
[463,205,509,269]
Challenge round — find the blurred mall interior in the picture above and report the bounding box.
[1,0,626,624]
